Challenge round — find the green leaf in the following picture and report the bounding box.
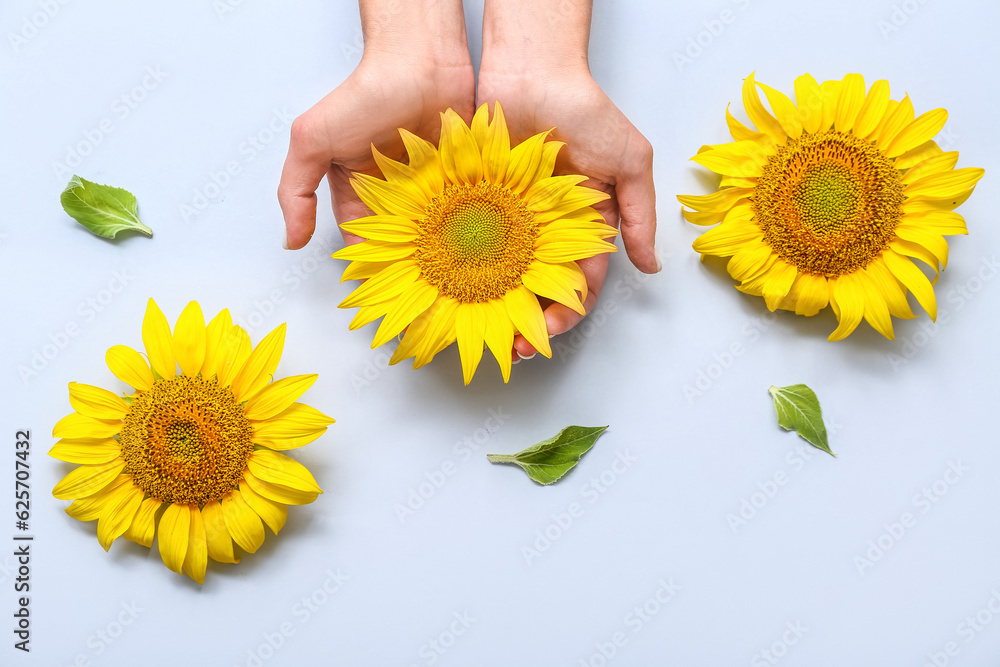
[768,384,834,456]
[487,425,608,485]
[60,175,152,239]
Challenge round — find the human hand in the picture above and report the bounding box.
[278,1,474,249]
[478,0,659,360]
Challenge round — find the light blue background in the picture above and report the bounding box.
[1,0,999,665]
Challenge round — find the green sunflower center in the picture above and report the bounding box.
[414,182,537,303]
[752,131,904,276]
[119,375,253,506]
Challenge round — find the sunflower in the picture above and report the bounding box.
[678,73,984,340]
[50,299,333,584]
[332,102,618,383]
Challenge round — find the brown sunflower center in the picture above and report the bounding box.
[413,182,536,303]
[752,130,904,276]
[119,375,253,506]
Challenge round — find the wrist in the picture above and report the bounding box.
[361,0,471,70]
[481,0,591,76]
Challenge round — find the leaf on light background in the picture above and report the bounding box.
[768,384,834,456]
[487,425,608,485]
[60,175,152,239]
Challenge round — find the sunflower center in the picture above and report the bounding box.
[752,131,904,276]
[414,182,536,303]
[119,375,253,506]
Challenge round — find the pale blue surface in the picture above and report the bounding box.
[1,0,999,665]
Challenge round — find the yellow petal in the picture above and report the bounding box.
[853,79,890,140]
[677,187,753,213]
[866,258,915,320]
[230,323,286,402]
[533,238,617,264]
[833,73,865,133]
[200,308,234,379]
[762,261,798,311]
[215,326,252,389]
[888,238,940,282]
[883,248,937,320]
[895,225,949,270]
[503,132,549,194]
[339,260,421,309]
[52,412,121,439]
[330,239,415,262]
[244,471,319,506]
[455,303,487,385]
[794,74,823,134]
[68,382,128,420]
[482,299,515,383]
[742,72,785,144]
[122,497,161,548]
[371,280,438,348]
[787,273,830,316]
[522,263,587,316]
[470,103,489,148]
[876,95,914,149]
[504,285,551,358]
[893,140,942,171]
[828,273,865,341]
[342,260,396,283]
[339,215,420,243]
[726,103,773,144]
[52,459,124,499]
[885,108,948,158]
[691,140,768,177]
[757,81,802,139]
[439,109,483,185]
[905,167,985,200]
[239,481,287,535]
[49,437,121,464]
[371,146,431,209]
[158,503,191,574]
[857,271,895,340]
[171,301,206,377]
[407,297,459,369]
[818,78,841,132]
[351,172,426,218]
[244,374,318,421]
[222,489,265,553]
[106,345,153,391]
[483,102,511,184]
[65,475,131,521]
[247,449,322,494]
[142,298,176,379]
[97,483,144,551]
[524,175,588,212]
[183,506,208,584]
[692,221,763,257]
[399,128,444,196]
[251,402,336,437]
[901,152,959,186]
[727,240,776,282]
[903,210,967,236]
[202,500,240,563]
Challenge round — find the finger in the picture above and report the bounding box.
[616,134,660,273]
[278,111,340,250]
[512,252,610,359]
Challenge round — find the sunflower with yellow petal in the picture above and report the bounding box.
[332,102,618,384]
[50,299,333,584]
[678,73,984,340]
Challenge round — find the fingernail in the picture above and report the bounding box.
[548,334,555,339]
[282,230,290,250]
[512,356,521,365]
[654,249,662,272]
[520,352,536,361]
